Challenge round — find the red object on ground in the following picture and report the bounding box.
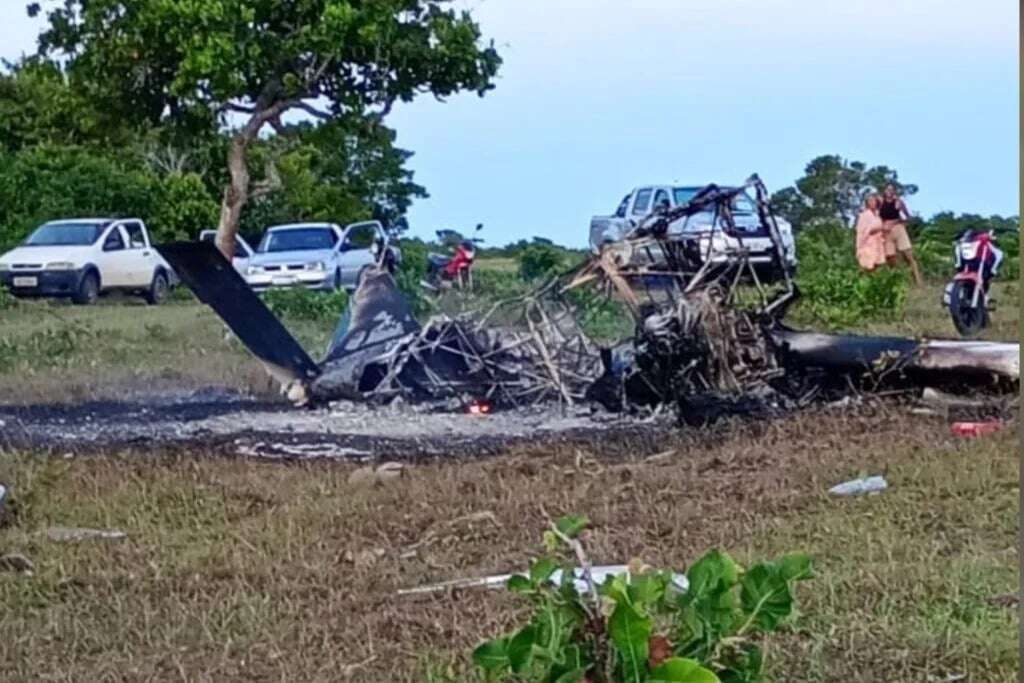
[950,421,1005,437]
[467,399,492,416]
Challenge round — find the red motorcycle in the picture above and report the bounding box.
[943,228,1003,337]
[421,225,483,292]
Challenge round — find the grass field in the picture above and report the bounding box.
[0,275,1019,681]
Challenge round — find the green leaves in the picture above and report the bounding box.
[472,638,509,672]
[508,625,537,674]
[555,515,589,539]
[608,604,651,683]
[648,658,721,683]
[471,519,812,683]
[738,554,813,635]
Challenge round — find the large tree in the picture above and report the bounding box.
[771,155,918,229]
[29,0,500,257]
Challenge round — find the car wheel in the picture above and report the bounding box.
[72,271,99,305]
[145,271,169,305]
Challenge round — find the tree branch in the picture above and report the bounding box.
[226,102,256,114]
[293,100,333,120]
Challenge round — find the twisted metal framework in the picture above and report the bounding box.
[352,174,798,412]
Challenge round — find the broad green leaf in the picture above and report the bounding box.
[686,550,741,599]
[608,603,651,683]
[628,571,669,608]
[738,564,793,633]
[530,557,559,585]
[507,625,536,674]
[472,638,509,672]
[601,572,632,604]
[552,669,588,683]
[777,553,814,582]
[555,514,589,539]
[507,574,533,593]
[648,657,721,683]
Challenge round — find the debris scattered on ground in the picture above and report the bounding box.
[343,548,387,568]
[374,461,405,482]
[0,553,34,575]
[46,526,127,542]
[397,564,688,597]
[986,593,1020,609]
[828,476,888,496]
[347,462,408,487]
[950,421,1005,438]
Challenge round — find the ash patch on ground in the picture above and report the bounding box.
[0,388,673,460]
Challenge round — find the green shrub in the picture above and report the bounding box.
[471,515,812,683]
[518,244,567,281]
[262,287,349,324]
[150,172,219,243]
[0,145,157,251]
[473,268,531,300]
[793,224,909,329]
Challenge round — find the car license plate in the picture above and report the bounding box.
[272,275,297,285]
[12,276,37,287]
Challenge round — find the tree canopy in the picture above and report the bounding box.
[28,0,501,255]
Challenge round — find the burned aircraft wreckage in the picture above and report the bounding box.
[159,175,1018,424]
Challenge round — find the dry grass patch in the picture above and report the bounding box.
[0,409,1017,681]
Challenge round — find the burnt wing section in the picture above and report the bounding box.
[156,241,320,388]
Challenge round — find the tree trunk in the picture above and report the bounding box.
[215,133,252,260]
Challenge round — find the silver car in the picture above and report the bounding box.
[245,221,399,292]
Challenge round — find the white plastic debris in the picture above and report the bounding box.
[397,564,688,597]
[828,476,888,496]
[46,526,127,542]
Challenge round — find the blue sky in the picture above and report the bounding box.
[3,1,1018,247]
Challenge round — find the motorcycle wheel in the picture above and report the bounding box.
[949,280,988,337]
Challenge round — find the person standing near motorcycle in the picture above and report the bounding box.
[855,193,886,271]
[879,184,923,285]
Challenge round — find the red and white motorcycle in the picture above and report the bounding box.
[942,229,1003,337]
[421,224,483,292]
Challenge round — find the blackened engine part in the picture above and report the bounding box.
[156,241,320,388]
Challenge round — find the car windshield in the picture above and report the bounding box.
[24,222,105,246]
[673,188,701,206]
[673,187,758,213]
[259,227,335,253]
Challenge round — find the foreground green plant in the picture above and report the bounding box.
[473,516,812,683]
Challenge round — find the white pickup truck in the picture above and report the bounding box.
[0,218,176,304]
[589,184,797,274]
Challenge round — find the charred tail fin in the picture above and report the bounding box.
[156,241,320,402]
